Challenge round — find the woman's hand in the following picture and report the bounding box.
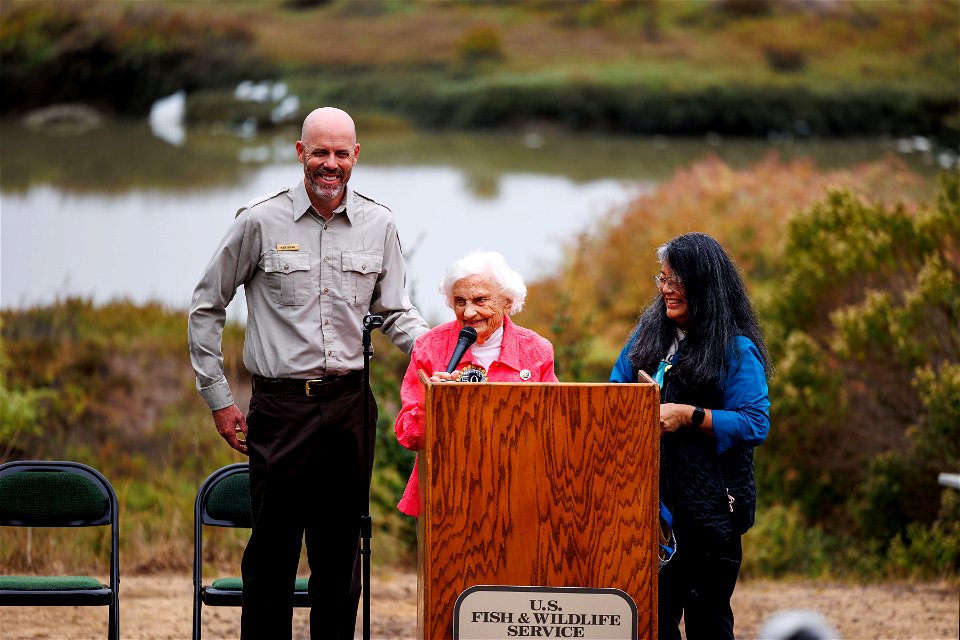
[659,403,712,437]
[660,403,690,436]
[429,371,459,382]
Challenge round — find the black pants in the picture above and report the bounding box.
[240,378,376,640]
[658,535,742,640]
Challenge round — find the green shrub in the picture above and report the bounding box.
[743,497,960,580]
[0,2,271,114]
[765,173,959,548]
[886,520,960,580]
[456,25,505,66]
[742,502,832,578]
[0,379,50,460]
[295,70,958,144]
[763,44,807,73]
[715,0,775,19]
[370,467,417,566]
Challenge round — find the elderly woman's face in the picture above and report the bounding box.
[451,274,512,345]
[657,262,689,330]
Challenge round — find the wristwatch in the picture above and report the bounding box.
[691,406,705,427]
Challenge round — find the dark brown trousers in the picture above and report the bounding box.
[240,377,376,640]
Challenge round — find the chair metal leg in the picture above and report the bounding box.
[109,599,119,640]
[193,596,202,640]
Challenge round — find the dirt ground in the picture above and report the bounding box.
[0,569,956,639]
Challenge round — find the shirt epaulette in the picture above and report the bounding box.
[235,188,291,218]
[353,190,392,212]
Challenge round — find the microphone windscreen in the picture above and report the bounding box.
[445,326,479,373]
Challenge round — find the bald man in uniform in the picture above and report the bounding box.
[189,107,428,639]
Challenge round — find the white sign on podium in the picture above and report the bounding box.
[454,585,638,639]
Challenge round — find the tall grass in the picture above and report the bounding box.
[0,299,416,573]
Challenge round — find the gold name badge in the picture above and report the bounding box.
[276,244,300,251]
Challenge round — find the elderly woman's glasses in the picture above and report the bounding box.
[653,275,683,290]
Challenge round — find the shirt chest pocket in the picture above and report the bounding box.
[261,250,311,306]
[341,251,382,306]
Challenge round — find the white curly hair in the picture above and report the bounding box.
[439,250,527,314]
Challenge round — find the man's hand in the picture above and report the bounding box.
[212,404,248,455]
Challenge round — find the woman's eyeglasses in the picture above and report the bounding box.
[653,275,683,289]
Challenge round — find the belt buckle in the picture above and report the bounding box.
[304,379,323,396]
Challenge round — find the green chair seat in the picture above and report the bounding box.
[0,575,105,590]
[208,577,309,591]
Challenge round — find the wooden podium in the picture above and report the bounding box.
[415,375,660,639]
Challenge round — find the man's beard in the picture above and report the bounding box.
[308,170,344,201]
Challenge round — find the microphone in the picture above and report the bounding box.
[445,326,478,373]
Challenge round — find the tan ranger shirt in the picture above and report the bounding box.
[188,182,428,411]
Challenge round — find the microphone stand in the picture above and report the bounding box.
[360,313,383,640]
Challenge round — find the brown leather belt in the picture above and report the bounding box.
[252,370,363,397]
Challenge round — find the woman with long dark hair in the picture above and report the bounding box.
[610,232,771,640]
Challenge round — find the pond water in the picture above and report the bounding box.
[0,117,945,323]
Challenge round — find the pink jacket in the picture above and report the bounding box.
[394,316,559,516]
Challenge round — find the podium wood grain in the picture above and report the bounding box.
[418,379,659,639]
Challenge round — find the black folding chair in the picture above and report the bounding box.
[192,462,309,640]
[0,460,120,640]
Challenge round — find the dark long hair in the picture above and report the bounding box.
[628,233,771,386]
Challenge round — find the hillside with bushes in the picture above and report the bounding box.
[520,162,959,579]
[1,0,957,144]
[1,0,957,583]
[2,159,957,581]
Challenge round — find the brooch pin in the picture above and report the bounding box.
[457,365,488,382]
[519,369,532,381]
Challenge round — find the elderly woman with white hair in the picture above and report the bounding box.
[394,250,558,517]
